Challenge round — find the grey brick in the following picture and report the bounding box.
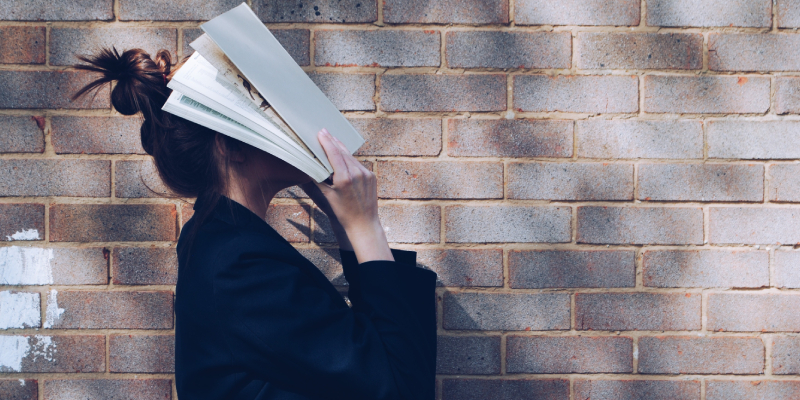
[507,336,633,373]
[448,119,573,158]
[779,0,800,27]
[50,27,176,66]
[710,33,800,72]
[316,30,439,67]
[0,379,38,400]
[638,336,764,374]
[707,380,800,400]
[775,250,800,288]
[445,206,572,243]
[0,204,44,242]
[709,293,800,332]
[0,0,113,21]
[575,380,700,400]
[350,118,441,156]
[0,116,44,153]
[710,207,800,244]
[578,33,703,70]
[113,247,177,286]
[578,206,703,245]
[769,164,800,202]
[643,250,769,288]
[643,75,770,113]
[44,380,172,400]
[776,77,800,114]
[773,336,800,374]
[446,31,571,69]
[442,379,570,400]
[638,163,763,202]
[0,71,110,109]
[516,0,640,26]
[255,0,377,23]
[119,0,241,20]
[647,0,772,27]
[508,162,634,200]
[381,74,506,112]
[377,161,502,199]
[577,120,703,159]
[417,249,504,287]
[45,291,173,329]
[0,160,110,197]
[509,250,636,288]
[0,335,105,372]
[384,0,508,24]
[437,336,501,374]
[576,293,701,331]
[51,116,145,154]
[115,160,171,198]
[308,73,374,111]
[709,121,800,159]
[443,292,569,331]
[514,75,639,113]
[110,335,174,373]
[379,205,441,243]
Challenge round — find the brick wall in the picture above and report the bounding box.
[2,0,800,399]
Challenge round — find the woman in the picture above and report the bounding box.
[73,48,437,400]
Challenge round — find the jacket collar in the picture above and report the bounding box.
[194,194,262,228]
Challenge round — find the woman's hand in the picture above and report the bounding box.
[304,128,393,263]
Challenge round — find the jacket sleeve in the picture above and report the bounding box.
[212,239,437,400]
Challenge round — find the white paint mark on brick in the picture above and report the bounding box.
[6,229,41,241]
[0,246,55,285]
[0,336,30,372]
[43,290,64,329]
[29,335,56,362]
[19,379,25,386]
[0,291,40,329]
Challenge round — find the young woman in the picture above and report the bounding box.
[73,48,437,400]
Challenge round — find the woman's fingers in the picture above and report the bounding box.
[317,129,351,180]
[328,132,370,175]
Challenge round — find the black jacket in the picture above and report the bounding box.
[175,196,437,400]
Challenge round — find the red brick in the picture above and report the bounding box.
[446,31,571,69]
[775,250,800,288]
[0,27,45,64]
[773,336,800,374]
[577,120,703,159]
[0,160,110,197]
[0,0,113,21]
[180,202,194,228]
[710,207,800,244]
[575,380,700,400]
[643,250,768,288]
[776,77,800,114]
[779,0,800,27]
[115,160,171,198]
[442,379,569,400]
[296,248,346,285]
[110,335,174,373]
[112,247,177,285]
[43,379,172,400]
[416,249,503,287]
[381,74,506,112]
[446,205,572,243]
[708,121,800,159]
[437,336,501,374]
[643,75,770,114]
[51,116,145,154]
[350,118,441,156]
[706,380,800,400]
[384,0,508,24]
[255,0,377,23]
[119,0,241,20]
[443,292,570,331]
[0,116,45,153]
[448,119,573,158]
[647,0,771,27]
[379,205,441,243]
[514,75,638,113]
[578,206,703,245]
[509,250,635,288]
[45,291,173,329]
[0,380,37,400]
[308,73,375,111]
[0,204,44,242]
[710,34,800,72]
[50,204,176,242]
[576,293,701,331]
[770,164,800,202]
[516,0,640,26]
[578,33,702,70]
[507,336,633,373]
[638,163,763,202]
[316,30,439,67]
[638,336,764,374]
[377,161,502,199]
[508,162,634,200]
[0,335,105,372]
[50,28,176,66]
[0,71,110,109]
[709,293,800,332]
[266,204,310,243]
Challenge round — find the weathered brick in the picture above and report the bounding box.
[119,0,240,20]
[575,380,700,400]
[110,335,174,373]
[577,120,703,159]
[377,161,503,199]
[50,28,176,66]
[436,336,501,374]
[638,336,764,374]
[779,0,800,27]
[0,27,45,64]
[381,74,506,112]
[0,0,113,21]
[447,119,573,158]
[379,205,441,243]
[0,379,37,400]
[773,336,800,374]
[578,207,703,245]
[0,204,44,242]
[507,336,633,373]
[576,293,701,331]
[710,207,800,244]
[0,116,45,153]
[43,379,172,400]
[647,0,772,27]
[255,0,377,23]
[417,249,504,287]
[644,75,769,113]
[0,71,109,109]
[769,164,800,202]
[516,0,640,26]
[350,118,441,156]
[776,77,800,114]
[0,291,40,329]
[710,34,800,72]
[509,250,635,288]
[709,121,800,159]
[266,204,310,243]
[316,30,439,67]
[442,379,570,400]
[776,251,800,288]
[639,163,763,202]
[0,160,110,197]
[706,380,800,400]
[0,335,104,372]
[514,75,638,113]
[308,73,375,111]
[508,162,634,200]
[296,248,346,285]
[644,250,768,288]
[446,205,572,243]
[384,0,508,24]
[113,247,177,285]
[1,247,109,285]
[709,293,800,332]
[443,292,570,331]
[51,116,145,154]
[447,31,571,69]
[115,160,170,198]
[45,291,173,329]
[275,185,308,199]
[186,28,312,65]
[50,204,176,242]
[578,33,702,70]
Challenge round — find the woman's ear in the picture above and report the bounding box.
[215,134,246,163]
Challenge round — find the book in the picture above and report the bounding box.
[161,3,364,182]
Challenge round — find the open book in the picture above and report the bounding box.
[162,3,364,182]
